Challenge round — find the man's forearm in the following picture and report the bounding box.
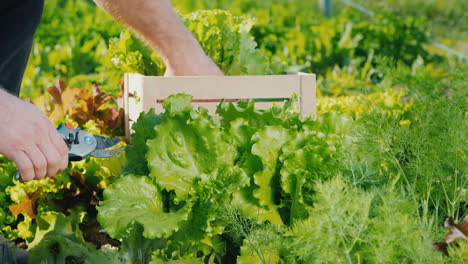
[93,0,218,75]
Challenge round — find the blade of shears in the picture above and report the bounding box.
[89,146,125,158]
[94,135,121,150]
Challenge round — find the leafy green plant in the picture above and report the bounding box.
[395,95,467,223]
[21,0,123,97]
[105,31,164,76]
[98,94,344,262]
[106,10,277,76]
[27,211,117,263]
[182,10,274,75]
[99,92,451,263]
[284,178,440,264]
[30,80,124,136]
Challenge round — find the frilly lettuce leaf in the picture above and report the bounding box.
[106,30,163,76]
[123,108,163,176]
[216,95,306,131]
[182,10,270,75]
[7,174,68,204]
[228,118,257,152]
[166,166,249,248]
[158,199,224,261]
[28,211,115,263]
[163,94,194,117]
[150,255,204,264]
[211,166,250,194]
[77,154,126,188]
[146,94,236,199]
[97,175,191,239]
[229,125,291,224]
[99,94,358,262]
[0,156,15,188]
[231,190,284,224]
[105,9,274,77]
[279,129,341,223]
[248,126,291,224]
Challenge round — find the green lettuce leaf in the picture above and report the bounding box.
[230,126,291,225]
[279,128,342,223]
[182,10,269,75]
[120,223,166,264]
[150,255,204,264]
[123,109,163,176]
[228,118,257,152]
[231,190,284,224]
[28,211,115,263]
[216,95,306,131]
[146,94,236,199]
[97,175,191,239]
[106,30,163,76]
[251,126,291,223]
[0,156,15,188]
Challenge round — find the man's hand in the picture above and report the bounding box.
[0,90,69,181]
[94,0,223,76]
[164,54,223,76]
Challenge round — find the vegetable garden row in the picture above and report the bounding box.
[0,0,466,263]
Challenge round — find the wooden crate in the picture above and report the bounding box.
[124,73,316,139]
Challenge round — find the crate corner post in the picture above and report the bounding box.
[299,73,316,117]
[124,73,146,141]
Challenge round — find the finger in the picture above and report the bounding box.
[12,151,35,182]
[24,145,47,180]
[49,129,69,173]
[37,140,62,177]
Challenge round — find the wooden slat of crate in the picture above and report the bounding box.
[124,73,316,139]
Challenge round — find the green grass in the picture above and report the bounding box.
[331,0,467,54]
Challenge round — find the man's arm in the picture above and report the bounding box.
[0,89,69,181]
[93,0,222,76]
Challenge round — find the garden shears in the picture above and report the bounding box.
[15,123,125,180]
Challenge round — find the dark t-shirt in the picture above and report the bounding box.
[0,0,44,96]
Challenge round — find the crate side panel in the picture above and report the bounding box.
[143,75,301,100]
